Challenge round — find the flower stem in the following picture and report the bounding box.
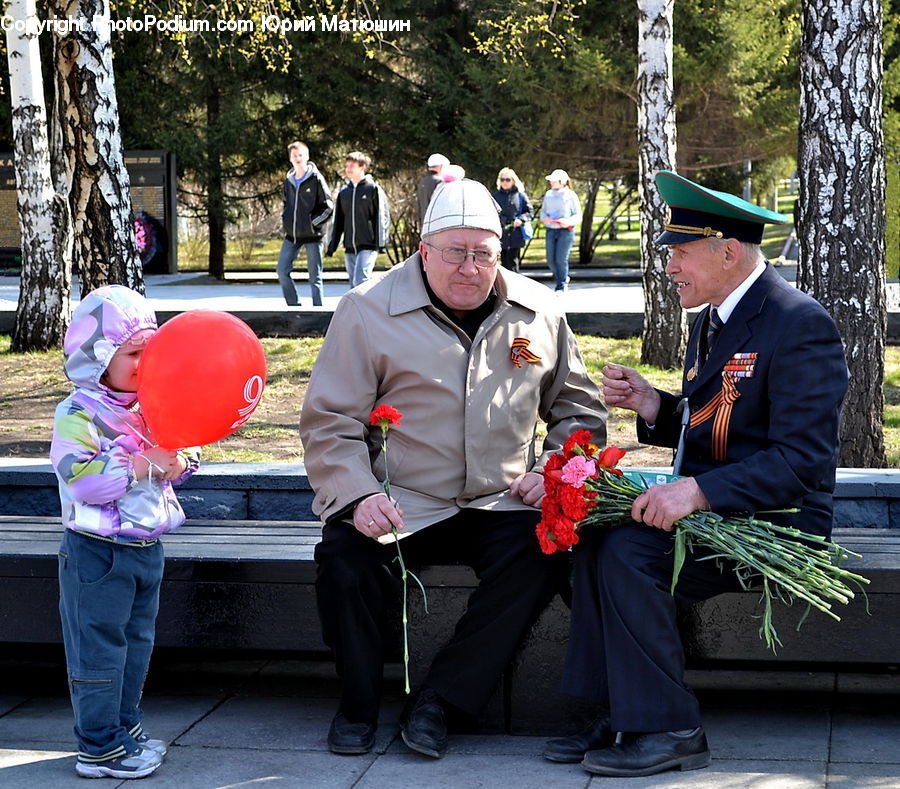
[381,423,411,694]
[572,468,869,651]
[392,526,411,694]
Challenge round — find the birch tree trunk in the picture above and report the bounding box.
[637,0,685,369]
[798,0,886,466]
[49,0,143,297]
[6,0,73,351]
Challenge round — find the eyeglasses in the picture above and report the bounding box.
[425,242,499,268]
[499,177,513,182]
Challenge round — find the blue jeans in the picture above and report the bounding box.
[545,227,575,290]
[277,238,324,306]
[344,249,378,288]
[58,530,164,760]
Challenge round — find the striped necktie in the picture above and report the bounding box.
[702,308,723,366]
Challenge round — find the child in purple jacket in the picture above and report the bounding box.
[50,285,199,779]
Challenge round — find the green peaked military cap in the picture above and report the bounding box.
[654,170,790,245]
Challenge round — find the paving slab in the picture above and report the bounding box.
[0,693,222,752]
[0,696,25,717]
[357,751,593,789]
[2,657,900,788]
[137,746,378,789]
[584,760,826,788]
[0,697,76,748]
[830,710,900,764]
[176,695,402,754]
[0,748,82,789]
[135,694,235,745]
[384,733,550,758]
[827,763,900,788]
[702,706,831,762]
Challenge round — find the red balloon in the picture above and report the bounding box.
[137,311,267,449]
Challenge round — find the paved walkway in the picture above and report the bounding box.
[0,270,649,316]
[1,649,899,788]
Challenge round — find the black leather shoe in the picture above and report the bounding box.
[327,713,377,755]
[543,717,615,763]
[401,688,448,758]
[581,727,710,776]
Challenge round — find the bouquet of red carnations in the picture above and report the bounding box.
[537,430,870,650]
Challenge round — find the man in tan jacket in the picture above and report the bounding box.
[300,179,606,759]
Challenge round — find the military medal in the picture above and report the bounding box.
[722,352,757,379]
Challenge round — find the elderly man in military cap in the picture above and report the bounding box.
[300,179,606,759]
[544,171,849,777]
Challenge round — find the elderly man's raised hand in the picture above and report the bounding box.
[601,363,662,424]
[353,492,404,540]
[510,471,545,508]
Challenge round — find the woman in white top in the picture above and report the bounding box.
[539,168,582,292]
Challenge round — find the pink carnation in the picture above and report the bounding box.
[560,456,597,486]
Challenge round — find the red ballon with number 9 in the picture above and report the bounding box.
[137,311,267,449]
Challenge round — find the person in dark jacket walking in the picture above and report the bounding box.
[416,153,448,223]
[277,141,333,306]
[326,151,391,288]
[492,167,533,272]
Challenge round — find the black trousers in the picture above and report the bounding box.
[500,247,521,272]
[314,508,567,723]
[560,523,742,733]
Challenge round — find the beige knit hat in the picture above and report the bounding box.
[421,179,502,239]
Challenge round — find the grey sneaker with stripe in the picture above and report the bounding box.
[75,746,162,779]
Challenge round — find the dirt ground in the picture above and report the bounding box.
[0,341,673,468]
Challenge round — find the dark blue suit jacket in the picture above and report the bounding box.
[638,264,849,538]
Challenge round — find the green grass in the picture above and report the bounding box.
[4,335,895,466]
[884,346,900,465]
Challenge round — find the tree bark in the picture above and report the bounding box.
[608,178,620,241]
[578,177,601,265]
[798,0,886,466]
[6,0,73,351]
[50,0,143,298]
[637,0,686,369]
[206,74,226,280]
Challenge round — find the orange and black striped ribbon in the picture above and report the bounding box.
[510,337,542,368]
[688,373,741,461]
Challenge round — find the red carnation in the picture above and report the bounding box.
[536,438,628,555]
[370,404,403,427]
[563,429,595,457]
[551,514,579,550]
[536,521,560,554]
[597,446,626,474]
[560,484,591,522]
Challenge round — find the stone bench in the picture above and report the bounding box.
[2,462,900,733]
[2,515,900,731]
[4,461,900,529]
[0,515,480,654]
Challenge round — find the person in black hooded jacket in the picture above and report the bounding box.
[277,141,333,306]
[326,151,390,288]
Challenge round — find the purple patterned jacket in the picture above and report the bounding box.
[50,286,199,540]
